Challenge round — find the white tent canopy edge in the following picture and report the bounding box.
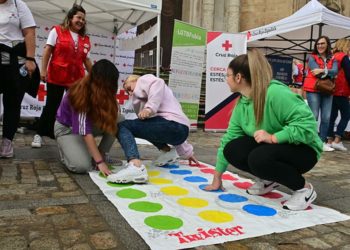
[243,0,350,60]
[24,0,162,76]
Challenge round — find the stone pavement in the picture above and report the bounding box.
[0,130,349,250]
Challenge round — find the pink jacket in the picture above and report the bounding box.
[132,74,193,158]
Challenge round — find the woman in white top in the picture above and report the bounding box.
[0,0,37,158]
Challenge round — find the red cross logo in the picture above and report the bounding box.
[222,40,232,51]
[116,89,129,105]
[247,31,252,40]
[37,83,47,102]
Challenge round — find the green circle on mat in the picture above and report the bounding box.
[107,182,133,188]
[144,215,183,230]
[129,201,163,212]
[116,188,147,199]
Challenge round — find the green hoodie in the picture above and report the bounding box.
[216,80,323,173]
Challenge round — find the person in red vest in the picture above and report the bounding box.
[291,59,304,96]
[303,36,338,152]
[31,4,92,148]
[326,38,350,151]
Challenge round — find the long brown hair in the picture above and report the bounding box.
[69,59,119,134]
[61,4,87,36]
[228,48,272,126]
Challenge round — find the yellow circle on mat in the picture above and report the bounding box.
[161,186,189,196]
[177,197,208,208]
[148,171,161,177]
[149,178,173,185]
[198,210,233,223]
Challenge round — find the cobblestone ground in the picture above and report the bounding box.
[0,130,349,250]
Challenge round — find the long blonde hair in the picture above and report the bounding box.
[228,48,272,125]
[333,38,350,54]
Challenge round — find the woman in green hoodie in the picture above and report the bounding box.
[205,49,323,211]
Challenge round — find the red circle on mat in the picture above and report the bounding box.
[233,182,253,189]
[261,192,283,199]
[222,174,238,181]
[200,168,216,174]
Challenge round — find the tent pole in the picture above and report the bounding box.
[156,13,161,77]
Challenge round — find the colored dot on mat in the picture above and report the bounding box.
[99,172,107,179]
[184,176,208,183]
[148,170,161,177]
[116,188,147,199]
[177,197,209,208]
[243,204,277,216]
[149,178,173,185]
[144,215,183,230]
[107,182,133,188]
[199,184,224,193]
[233,182,253,189]
[161,186,189,196]
[198,210,234,223]
[219,193,248,203]
[222,174,238,181]
[200,168,215,174]
[128,201,163,213]
[261,192,283,199]
[169,169,192,175]
[159,164,179,169]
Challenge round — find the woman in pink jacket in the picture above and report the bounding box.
[108,74,198,184]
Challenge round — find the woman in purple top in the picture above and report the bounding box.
[54,59,119,176]
[108,74,199,184]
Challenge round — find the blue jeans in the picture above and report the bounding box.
[327,96,350,138]
[306,92,333,142]
[117,116,189,161]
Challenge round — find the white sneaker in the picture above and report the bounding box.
[246,179,279,195]
[283,183,317,211]
[107,162,148,183]
[331,142,347,151]
[323,143,334,152]
[31,134,42,148]
[153,148,179,167]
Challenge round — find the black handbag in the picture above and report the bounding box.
[314,78,335,95]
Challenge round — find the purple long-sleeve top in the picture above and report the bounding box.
[132,74,194,158]
[56,93,93,135]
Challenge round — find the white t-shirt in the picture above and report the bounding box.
[46,28,90,58]
[0,0,36,64]
[0,0,36,47]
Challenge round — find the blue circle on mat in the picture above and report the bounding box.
[184,176,208,183]
[160,164,179,169]
[219,194,248,203]
[170,169,192,175]
[199,184,224,193]
[243,204,277,216]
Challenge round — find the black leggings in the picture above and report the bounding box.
[37,83,66,138]
[223,136,318,191]
[0,64,25,140]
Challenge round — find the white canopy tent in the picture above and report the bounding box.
[244,0,350,61]
[24,0,162,75]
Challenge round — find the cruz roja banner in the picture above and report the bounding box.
[205,32,247,131]
[168,20,207,129]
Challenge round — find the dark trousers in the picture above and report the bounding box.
[0,64,25,140]
[223,136,318,191]
[37,83,66,138]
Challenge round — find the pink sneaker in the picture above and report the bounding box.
[0,138,14,158]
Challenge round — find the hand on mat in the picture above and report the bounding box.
[138,108,152,120]
[98,162,112,176]
[188,155,199,166]
[205,171,225,191]
[254,129,274,144]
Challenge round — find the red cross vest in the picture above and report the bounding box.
[303,54,335,92]
[293,63,304,83]
[47,25,90,86]
[333,52,350,96]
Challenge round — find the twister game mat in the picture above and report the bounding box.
[89,161,350,250]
